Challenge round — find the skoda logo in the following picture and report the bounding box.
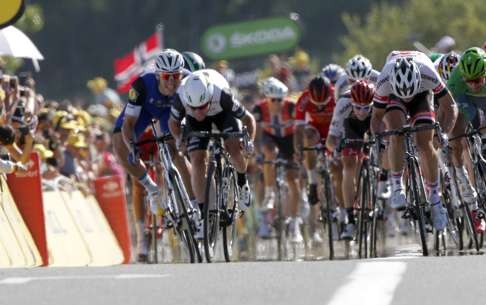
[207,33,226,54]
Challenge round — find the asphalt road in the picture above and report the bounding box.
[1,249,485,305]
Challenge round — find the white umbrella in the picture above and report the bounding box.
[0,25,44,71]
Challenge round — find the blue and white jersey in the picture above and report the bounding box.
[113,73,177,138]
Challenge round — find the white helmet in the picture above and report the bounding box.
[346,54,372,80]
[390,57,421,99]
[261,77,288,99]
[181,73,214,108]
[154,49,184,73]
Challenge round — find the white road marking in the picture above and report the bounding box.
[326,262,406,305]
[0,273,170,285]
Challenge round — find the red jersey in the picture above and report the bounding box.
[295,90,336,138]
[253,99,295,137]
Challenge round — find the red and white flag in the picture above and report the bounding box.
[113,31,163,93]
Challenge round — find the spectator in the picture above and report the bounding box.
[289,49,312,92]
[87,76,122,109]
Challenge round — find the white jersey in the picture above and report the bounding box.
[374,51,446,106]
[334,69,380,100]
[328,95,353,138]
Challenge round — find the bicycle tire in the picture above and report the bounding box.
[321,172,334,260]
[222,166,238,262]
[409,158,429,256]
[203,162,220,263]
[171,171,201,263]
[275,181,286,261]
[357,164,368,258]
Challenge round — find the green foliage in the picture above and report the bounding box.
[336,0,486,68]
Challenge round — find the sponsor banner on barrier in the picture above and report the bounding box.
[6,152,48,266]
[94,175,132,264]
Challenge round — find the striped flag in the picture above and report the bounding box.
[113,31,163,93]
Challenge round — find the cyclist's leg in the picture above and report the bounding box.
[340,149,359,239]
[384,100,407,208]
[218,113,252,209]
[112,132,146,178]
[449,105,477,204]
[302,125,320,205]
[131,178,148,261]
[262,133,278,208]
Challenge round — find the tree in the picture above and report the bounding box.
[336,0,486,68]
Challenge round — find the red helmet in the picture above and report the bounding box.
[351,79,375,105]
[308,76,332,104]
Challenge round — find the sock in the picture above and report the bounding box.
[138,172,158,193]
[237,171,247,187]
[346,208,355,224]
[426,180,440,205]
[379,169,389,181]
[308,169,318,184]
[391,171,403,193]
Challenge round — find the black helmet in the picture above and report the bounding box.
[182,51,206,72]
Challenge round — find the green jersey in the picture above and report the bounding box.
[447,67,486,124]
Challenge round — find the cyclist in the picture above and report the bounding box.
[112,49,195,240]
[434,51,460,82]
[294,76,342,234]
[168,69,256,238]
[253,77,302,242]
[320,64,346,85]
[326,80,375,239]
[182,51,206,72]
[447,47,486,233]
[370,50,458,231]
[334,54,380,100]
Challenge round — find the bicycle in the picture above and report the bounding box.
[187,128,250,263]
[340,137,385,258]
[135,120,202,263]
[376,123,441,257]
[302,142,337,260]
[449,125,486,251]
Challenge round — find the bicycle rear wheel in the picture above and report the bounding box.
[222,166,238,262]
[204,162,221,263]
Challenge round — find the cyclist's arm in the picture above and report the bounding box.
[241,112,256,140]
[168,95,186,141]
[293,95,306,151]
[220,89,256,140]
[121,78,145,148]
[252,104,263,154]
[436,89,458,134]
[327,97,349,150]
[326,135,339,152]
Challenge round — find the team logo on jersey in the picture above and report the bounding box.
[128,88,138,101]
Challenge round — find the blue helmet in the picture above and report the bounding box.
[320,64,346,84]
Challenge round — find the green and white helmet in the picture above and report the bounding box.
[459,47,486,80]
[182,51,206,72]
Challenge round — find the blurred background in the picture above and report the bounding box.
[3,0,486,101]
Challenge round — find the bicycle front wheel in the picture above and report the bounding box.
[204,161,221,263]
[222,166,239,262]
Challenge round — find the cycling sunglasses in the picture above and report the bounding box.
[189,102,210,111]
[351,102,372,112]
[465,76,485,85]
[271,98,283,103]
[160,71,182,81]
